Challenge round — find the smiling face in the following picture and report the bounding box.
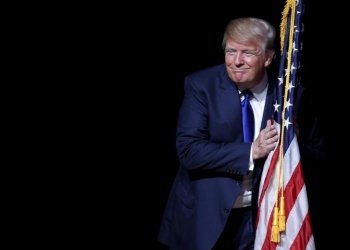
[225,38,273,89]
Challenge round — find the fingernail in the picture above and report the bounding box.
[270,119,274,125]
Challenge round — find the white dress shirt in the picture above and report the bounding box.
[233,72,269,208]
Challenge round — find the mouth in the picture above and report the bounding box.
[232,69,248,74]
[232,68,249,71]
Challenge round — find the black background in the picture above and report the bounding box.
[75,1,340,249]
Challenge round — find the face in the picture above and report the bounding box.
[225,38,273,89]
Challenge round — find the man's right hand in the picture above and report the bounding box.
[252,119,278,160]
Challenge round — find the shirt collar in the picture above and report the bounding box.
[240,72,268,102]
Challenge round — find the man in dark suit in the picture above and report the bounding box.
[158,17,325,250]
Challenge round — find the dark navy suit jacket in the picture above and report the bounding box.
[158,64,325,250]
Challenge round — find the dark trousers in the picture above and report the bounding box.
[213,206,254,250]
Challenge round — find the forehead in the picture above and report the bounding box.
[225,38,259,50]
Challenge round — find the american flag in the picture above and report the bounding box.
[254,0,316,249]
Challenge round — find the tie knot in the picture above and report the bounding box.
[242,89,252,97]
[241,89,252,102]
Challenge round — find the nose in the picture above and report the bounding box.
[233,52,243,65]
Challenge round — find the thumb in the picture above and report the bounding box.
[267,118,274,127]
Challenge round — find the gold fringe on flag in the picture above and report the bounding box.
[270,0,296,243]
[271,207,280,242]
[278,196,286,232]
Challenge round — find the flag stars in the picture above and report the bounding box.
[274,100,280,112]
[284,63,297,77]
[284,116,292,129]
[278,77,284,85]
[291,63,297,73]
[293,42,298,53]
[288,83,295,92]
[285,99,293,111]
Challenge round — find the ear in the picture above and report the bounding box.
[264,51,275,68]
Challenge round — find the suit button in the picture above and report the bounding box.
[224,208,230,213]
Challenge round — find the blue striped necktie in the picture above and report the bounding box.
[241,89,255,142]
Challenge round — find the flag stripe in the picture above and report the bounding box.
[254,0,315,249]
[291,213,314,250]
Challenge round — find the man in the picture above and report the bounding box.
[158,17,325,250]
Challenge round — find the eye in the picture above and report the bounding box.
[244,51,255,56]
[226,50,236,56]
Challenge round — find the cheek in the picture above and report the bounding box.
[225,55,233,65]
[247,57,266,69]
[244,57,257,65]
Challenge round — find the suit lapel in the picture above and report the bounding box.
[260,79,277,131]
[218,70,243,137]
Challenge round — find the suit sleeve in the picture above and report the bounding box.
[175,75,251,174]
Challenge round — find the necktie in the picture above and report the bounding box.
[241,89,255,142]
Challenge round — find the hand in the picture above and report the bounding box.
[252,119,278,160]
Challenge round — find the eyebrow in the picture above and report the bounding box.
[225,48,257,52]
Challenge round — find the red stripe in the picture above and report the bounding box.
[290,212,313,250]
[284,161,303,218]
[259,157,312,249]
[260,205,277,250]
[286,161,313,249]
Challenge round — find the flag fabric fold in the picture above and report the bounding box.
[254,0,315,249]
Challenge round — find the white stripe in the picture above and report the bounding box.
[278,185,308,249]
[255,124,315,249]
[282,136,300,185]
